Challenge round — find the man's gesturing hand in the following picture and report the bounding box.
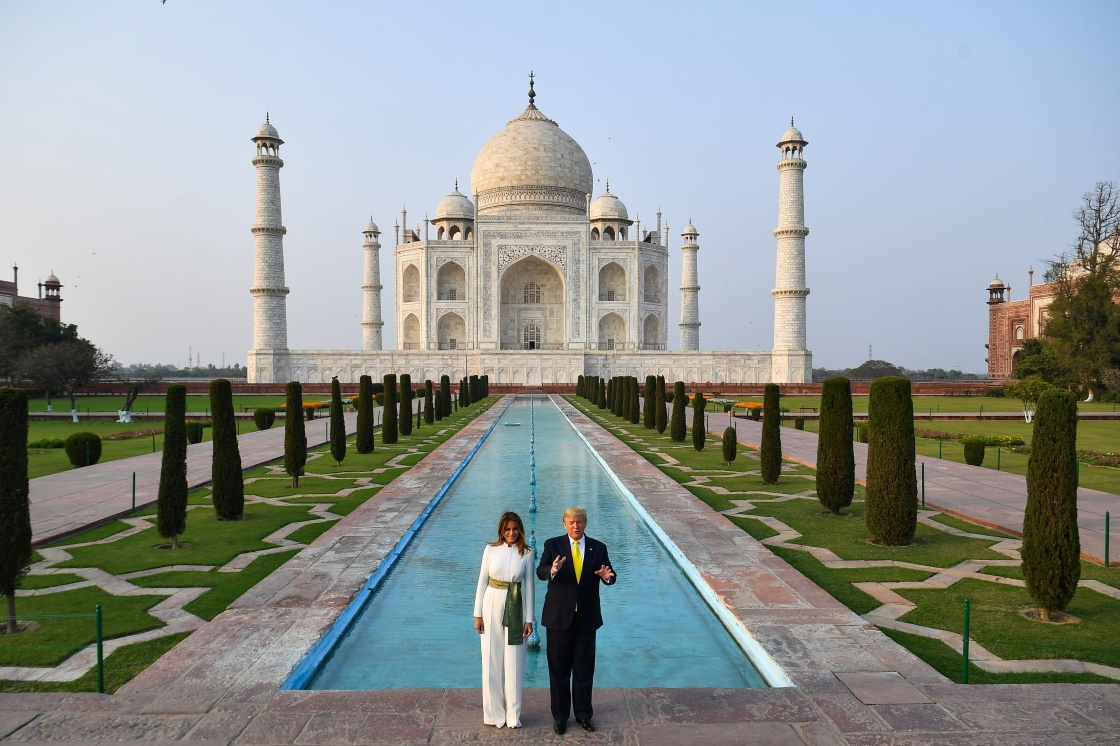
[594,565,614,581]
[551,555,567,576]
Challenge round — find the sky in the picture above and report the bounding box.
[2,1,1118,374]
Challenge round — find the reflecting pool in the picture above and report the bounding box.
[302,396,767,689]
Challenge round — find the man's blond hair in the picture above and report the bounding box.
[563,506,587,521]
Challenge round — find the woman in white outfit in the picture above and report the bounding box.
[473,511,535,728]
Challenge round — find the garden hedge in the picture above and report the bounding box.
[760,383,781,483]
[816,376,854,515]
[64,431,102,467]
[864,376,917,546]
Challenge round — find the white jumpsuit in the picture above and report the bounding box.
[473,542,536,728]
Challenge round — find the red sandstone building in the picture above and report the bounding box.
[985,268,1059,379]
[0,264,63,322]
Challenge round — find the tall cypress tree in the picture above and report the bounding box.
[399,374,413,436]
[284,381,307,488]
[577,375,585,398]
[329,377,346,467]
[1022,389,1081,621]
[655,376,667,434]
[760,383,782,484]
[671,381,687,441]
[469,374,480,403]
[691,390,707,451]
[816,377,855,515]
[606,378,614,412]
[424,380,435,424]
[356,374,374,453]
[598,378,606,409]
[0,388,31,633]
[382,374,398,444]
[614,377,625,417]
[158,384,188,547]
[440,375,452,419]
[864,376,917,546]
[209,378,244,519]
[459,377,468,407]
[630,377,641,424]
[482,375,489,398]
[643,375,656,428]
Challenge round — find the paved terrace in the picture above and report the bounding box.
[3,395,1118,744]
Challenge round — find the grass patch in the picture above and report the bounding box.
[184,550,299,620]
[768,546,934,615]
[983,562,1120,591]
[46,520,134,547]
[286,521,337,545]
[925,513,1017,538]
[18,573,87,590]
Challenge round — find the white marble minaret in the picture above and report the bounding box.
[772,119,810,364]
[679,221,701,350]
[361,217,384,350]
[250,116,289,351]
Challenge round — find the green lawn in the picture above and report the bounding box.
[723,394,1120,415]
[566,395,1120,685]
[26,394,293,414]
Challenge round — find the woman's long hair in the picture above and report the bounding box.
[490,511,530,556]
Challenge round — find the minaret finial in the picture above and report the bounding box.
[605,178,610,193]
[266,112,270,124]
[790,116,794,127]
[528,71,536,106]
[454,178,459,191]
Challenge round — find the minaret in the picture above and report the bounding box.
[772,119,810,359]
[250,115,289,351]
[679,221,700,350]
[362,217,384,350]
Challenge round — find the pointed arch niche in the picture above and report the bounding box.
[499,255,565,350]
[437,261,466,301]
[402,313,421,349]
[437,312,466,350]
[598,312,626,350]
[598,262,626,301]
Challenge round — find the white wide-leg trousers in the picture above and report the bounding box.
[480,587,526,727]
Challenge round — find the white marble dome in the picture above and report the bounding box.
[779,119,805,144]
[256,121,280,139]
[989,275,1005,288]
[470,103,593,210]
[435,185,475,220]
[364,217,379,234]
[590,188,628,221]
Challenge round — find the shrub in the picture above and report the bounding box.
[64,432,102,467]
[962,437,985,467]
[722,426,737,465]
[855,422,868,442]
[794,416,805,430]
[1022,389,1080,621]
[284,381,307,487]
[664,391,674,403]
[424,380,434,425]
[0,388,32,632]
[655,376,667,434]
[329,377,346,467]
[760,384,781,484]
[399,374,413,436]
[186,420,205,444]
[864,376,917,546]
[750,407,761,422]
[670,381,687,441]
[382,374,398,444]
[988,386,1006,398]
[157,385,187,547]
[28,437,65,449]
[253,407,276,431]
[644,375,656,428]
[374,392,384,407]
[210,379,244,520]
[691,390,706,451]
[816,377,854,515]
[356,375,374,453]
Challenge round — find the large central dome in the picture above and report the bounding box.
[470,102,593,215]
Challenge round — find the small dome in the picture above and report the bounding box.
[590,186,628,221]
[435,185,475,220]
[256,121,279,139]
[778,118,805,145]
[989,275,1005,288]
[364,217,379,233]
[682,222,699,237]
[44,272,60,285]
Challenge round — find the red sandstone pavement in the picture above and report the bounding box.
[4,397,1119,744]
[703,411,1119,565]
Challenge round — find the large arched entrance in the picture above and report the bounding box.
[499,256,565,349]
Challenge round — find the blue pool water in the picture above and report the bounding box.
[303,397,767,689]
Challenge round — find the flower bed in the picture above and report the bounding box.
[102,428,164,441]
[1009,445,1120,468]
[915,429,1025,447]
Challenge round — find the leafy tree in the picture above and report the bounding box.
[399,374,413,436]
[356,375,374,453]
[157,384,188,548]
[0,304,78,383]
[691,390,706,451]
[655,376,667,434]
[424,380,434,424]
[721,426,737,465]
[1005,375,1055,423]
[816,377,854,514]
[1022,389,1081,621]
[209,379,244,519]
[848,359,904,379]
[760,383,782,483]
[382,374,398,444]
[1013,339,1067,385]
[0,388,31,632]
[864,376,917,546]
[117,371,163,422]
[16,339,114,416]
[670,381,687,441]
[329,377,346,466]
[284,381,307,487]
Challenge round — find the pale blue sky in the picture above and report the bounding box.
[2,1,1118,373]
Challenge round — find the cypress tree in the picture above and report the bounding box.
[722,426,738,465]
[760,383,782,484]
[606,378,614,411]
[356,374,374,453]
[671,381,687,441]
[470,374,480,403]
[691,390,707,451]
[643,375,656,428]
[399,374,413,436]
[482,375,489,398]
[284,381,307,488]
[157,384,188,547]
[460,377,469,407]
[441,375,452,419]
[577,375,585,398]
[1022,389,1081,621]
[864,376,917,546]
[424,380,435,424]
[0,388,31,633]
[619,377,629,419]
[598,378,606,409]
[816,377,855,515]
[382,374,398,444]
[329,377,346,467]
[655,376,667,434]
[614,377,625,417]
[209,378,244,519]
[630,377,641,424]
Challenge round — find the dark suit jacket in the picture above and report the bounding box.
[536,534,616,632]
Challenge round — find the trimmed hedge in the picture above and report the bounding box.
[356,375,374,453]
[64,432,102,467]
[284,381,307,487]
[399,374,413,437]
[864,376,917,546]
[760,383,781,484]
[210,378,244,520]
[816,377,855,515]
[329,377,347,467]
[253,407,276,431]
[382,374,398,444]
[424,380,435,425]
[962,438,985,467]
[670,381,687,442]
[157,385,188,546]
[691,390,706,451]
[722,426,737,465]
[655,376,667,434]
[441,375,452,419]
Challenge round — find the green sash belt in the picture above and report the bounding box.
[488,577,525,646]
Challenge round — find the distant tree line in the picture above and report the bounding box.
[813,360,980,382]
[117,362,248,379]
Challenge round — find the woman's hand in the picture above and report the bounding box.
[474,617,484,634]
[523,622,533,638]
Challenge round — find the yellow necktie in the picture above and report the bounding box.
[572,540,583,583]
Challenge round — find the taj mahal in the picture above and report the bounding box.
[246,77,812,386]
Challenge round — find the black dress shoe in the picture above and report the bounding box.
[553,720,566,735]
[576,718,595,732]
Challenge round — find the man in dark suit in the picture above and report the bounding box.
[536,506,616,734]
